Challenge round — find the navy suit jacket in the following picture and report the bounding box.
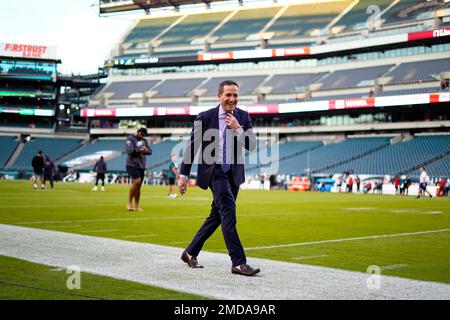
[180,105,256,190]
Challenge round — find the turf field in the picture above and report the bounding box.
[0,180,449,299]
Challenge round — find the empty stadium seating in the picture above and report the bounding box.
[246,140,324,175]
[97,80,160,100]
[267,0,353,38]
[213,6,281,42]
[198,75,267,96]
[265,73,327,94]
[377,87,440,96]
[422,153,450,178]
[59,139,125,165]
[154,78,207,98]
[385,58,450,84]
[318,65,394,90]
[331,135,450,175]
[382,0,450,25]
[276,137,391,175]
[11,137,83,170]
[123,16,180,48]
[158,11,231,46]
[335,0,393,32]
[0,136,18,167]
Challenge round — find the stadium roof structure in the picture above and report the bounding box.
[99,0,231,15]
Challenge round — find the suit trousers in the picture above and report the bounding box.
[186,165,246,267]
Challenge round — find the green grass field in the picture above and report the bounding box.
[1,180,449,299]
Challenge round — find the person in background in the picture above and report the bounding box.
[417,166,432,199]
[355,175,361,193]
[125,128,152,211]
[403,176,411,196]
[43,155,55,189]
[259,171,265,190]
[335,175,342,192]
[444,178,450,197]
[394,175,400,195]
[437,177,446,197]
[347,175,353,193]
[31,150,45,190]
[167,154,179,198]
[92,156,107,191]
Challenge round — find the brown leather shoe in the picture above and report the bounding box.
[231,264,260,276]
[181,250,203,268]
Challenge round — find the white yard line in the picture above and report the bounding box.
[380,264,408,271]
[0,224,449,300]
[121,234,157,239]
[245,229,450,250]
[82,229,119,233]
[46,225,83,229]
[290,255,329,261]
[167,241,191,245]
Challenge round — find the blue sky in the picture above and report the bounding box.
[0,0,142,74]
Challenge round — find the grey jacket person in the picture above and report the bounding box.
[125,134,152,169]
[93,159,107,174]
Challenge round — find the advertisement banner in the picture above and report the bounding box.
[329,98,375,110]
[240,104,279,114]
[274,47,311,57]
[375,94,430,107]
[198,52,232,61]
[279,101,328,113]
[407,27,450,41]
[429,92,450,103]
[115,107,154,117]
[156,107,190,116]
[81,108,116,117]
[0,42,58,60]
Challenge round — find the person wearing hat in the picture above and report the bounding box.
[125,127,152,211]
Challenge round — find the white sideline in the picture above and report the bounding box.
[1,224,449,300]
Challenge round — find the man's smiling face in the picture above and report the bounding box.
[218,84,239,113]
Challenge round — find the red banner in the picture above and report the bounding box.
[81,108,116,117]
[156,107,190,116]
[198,52,232,61]
[429,93,450,104]
[329,98,375,110]
[408,27,450,41]
[274,47,311,57]
[242,104,279,114]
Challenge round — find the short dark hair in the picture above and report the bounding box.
[218,80,239,95]
[137,127,147,136]
[37,150,42,155]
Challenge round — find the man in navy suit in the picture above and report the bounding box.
[178,80,260,276]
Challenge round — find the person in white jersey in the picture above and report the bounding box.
[417,166,432,199]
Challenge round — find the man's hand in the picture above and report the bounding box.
[226,113,241,131]
[141,146,151,154]
[178,176,188,195]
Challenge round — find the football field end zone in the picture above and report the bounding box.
[1,224,449,300]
